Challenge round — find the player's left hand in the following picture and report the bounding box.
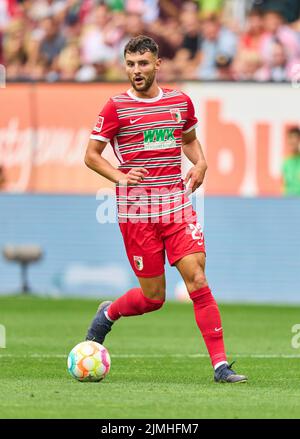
[184,162,207,194]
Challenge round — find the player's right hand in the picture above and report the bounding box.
[119,167,149,185]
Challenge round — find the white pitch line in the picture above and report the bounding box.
[0,353,300,359]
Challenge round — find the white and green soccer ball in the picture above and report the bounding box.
[67,341,111,382]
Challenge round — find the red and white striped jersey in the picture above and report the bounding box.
[90,87,198,221]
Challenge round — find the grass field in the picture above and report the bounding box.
[0,295,300,419]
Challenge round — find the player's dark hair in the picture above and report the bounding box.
[124,35,159,57]
[288,126,300,136]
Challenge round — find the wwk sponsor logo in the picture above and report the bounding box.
[143,128,176,150]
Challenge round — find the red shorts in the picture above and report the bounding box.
[119,207,205,278]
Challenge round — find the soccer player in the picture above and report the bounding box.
[282,126,300,196]
[84,35,247,383]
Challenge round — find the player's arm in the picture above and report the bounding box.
[182,129,207,193]
[84,139,148,185]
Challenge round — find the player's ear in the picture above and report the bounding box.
[155,58,162,71]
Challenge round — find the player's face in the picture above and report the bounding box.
[125,51,161,92]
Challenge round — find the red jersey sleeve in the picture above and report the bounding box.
[90,99,120,142]
[182,94,198,134]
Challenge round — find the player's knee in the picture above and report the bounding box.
[147,299,164,312]
[140,289,165,314]
[143,288,166,302]
[186,271,207,293]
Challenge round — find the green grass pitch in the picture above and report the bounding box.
[0,295,300,419]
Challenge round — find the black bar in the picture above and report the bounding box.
[0,419,298,437]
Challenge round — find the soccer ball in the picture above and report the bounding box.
[67,341,111,382]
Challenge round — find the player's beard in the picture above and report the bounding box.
[131,71,155,92]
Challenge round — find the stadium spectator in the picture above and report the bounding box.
[170,9,202,79]
[0,0,21,29]
[57,38,81,80]
[80,4,111,64]
[222,0,254,27]
[0,165,5,189]
[0,32,3,65]
[252,0,300,23]
[78,3,118,81]
[196,13,237,79]
[238,8,264,53]
[233,8,264,80]
[39,16,66,74]
[177,8,202,60]
[233,49,262,81]
[260,10,300,63]
[214,52,234,79]
[158,0,185,22]
[2,19,27,80]
[256,39,299,82]
[142,0,159,23]
[282,127,300,196]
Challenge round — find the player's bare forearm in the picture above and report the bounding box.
[86,155,125,184]
[84,140,125,183]
[182,129,207,167]
[84,139,148,185]
[182,129,207,193]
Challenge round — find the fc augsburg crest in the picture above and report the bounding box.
[170,108,181,123]
[133,256,143,271]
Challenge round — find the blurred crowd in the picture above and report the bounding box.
[1,0,300,82]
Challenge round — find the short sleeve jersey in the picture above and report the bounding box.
[90,88,198,220]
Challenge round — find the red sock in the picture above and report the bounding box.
[190,286,227,367]
[107,288,164,321]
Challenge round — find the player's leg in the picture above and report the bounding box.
[164,209,247,383]
[85,274,165,344]
[106,273,166,321]
[175,252,227,366]
[175,252,227,365]
[106,221,166,320]
[86,221,165,344]
[175,252,247,383]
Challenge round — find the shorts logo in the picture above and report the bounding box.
[170,108,181,123]
[188,223,204,246]
[133,256,143,271]
[94,116,104,132]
